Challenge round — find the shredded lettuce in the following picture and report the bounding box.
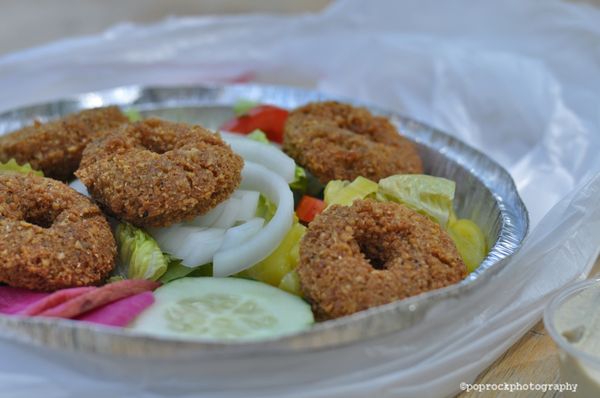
[255,194,278,222]
[324,176,378,207]
[107,275,126,283]
[159,256,212,283]
[116,223,168,281]
[289,165,307,192]
[233,99,259,117]
[124,108,142,122]
[247,129,269,143]
[378,174,455,228]
[0,159,43,176]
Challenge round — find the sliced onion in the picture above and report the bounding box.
[213,162,294,277]
[220,218,265,250]
[147,224,193,256]
[69,179,90,197]
[178,228,226,267]
[186,201,226,227]
[148,225,226,268]
[212,197,241,229]
[232,190,260,221]
[220,131,296,183]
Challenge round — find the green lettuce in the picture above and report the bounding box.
[159,255,212,283]
[116,223,168,281]
[255,194,278,222]
[233,99,259,117]
[324,176,378,207]
[247,129,269,143]
[378,174,456,228]
[289,164,307,192]
[0,159,43,176]
[124,108,142,122]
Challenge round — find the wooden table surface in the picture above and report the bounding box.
[458,259,600,397]
[458,321,561,398]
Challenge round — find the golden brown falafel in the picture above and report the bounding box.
[283,101,423,184]
[76,118,244,228]
[0,173,116,291]
[0,106,129,181]
[297,200,467,320]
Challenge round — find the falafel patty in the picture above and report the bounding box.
[283,101,423,184]
[0,173,116,291]
[76,118,244,228]
[0,106,129,181]
[297,200,467,320]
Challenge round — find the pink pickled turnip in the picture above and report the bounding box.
[20,287,96,316]
[0,287,48,314]
[76,291,155,327]
[39,279,160,318]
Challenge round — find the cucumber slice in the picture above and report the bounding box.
[130,277,314,341]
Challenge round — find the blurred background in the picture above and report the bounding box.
[1,0,332,55]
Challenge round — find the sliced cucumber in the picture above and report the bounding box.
[130,277,314,341]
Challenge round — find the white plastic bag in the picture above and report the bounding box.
[1,0,600,396]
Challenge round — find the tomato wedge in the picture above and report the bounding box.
[220,105,289,143]
[296,195,326,223]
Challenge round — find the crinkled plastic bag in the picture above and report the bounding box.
[1,0,600,396]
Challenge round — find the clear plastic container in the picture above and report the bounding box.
[544,278,600,396]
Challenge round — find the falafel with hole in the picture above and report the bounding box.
[76,118,244,228]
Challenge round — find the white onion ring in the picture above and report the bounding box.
[212,161,294,277]
[220,131,296,183]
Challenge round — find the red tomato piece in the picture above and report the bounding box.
[296,195,326,223]
[220,105,289,143]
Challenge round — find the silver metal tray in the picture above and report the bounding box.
[0,84,528,358]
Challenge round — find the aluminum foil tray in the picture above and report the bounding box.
[0,84,528,357]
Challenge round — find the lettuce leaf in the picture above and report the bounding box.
[116,223,168,281]
[233,99,259,117]
[159,255,212,283]
[255,194,278,222]
[0,159,43,176]
[124,108,142,122]
[324,176,378,207]
[378,174,455,228]
[246,129,269,143]
[289,164,307,192]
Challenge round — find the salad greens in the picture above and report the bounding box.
[233,99,259,117]
[324,176,378,207]
[246,129,270,143]
[116,223,168,281]
[159,256,212,284]
[0,159,43,176]
[255,194,278,223]
[124,108,142,122]
[378,174,456,228]
[289,164,308,192]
